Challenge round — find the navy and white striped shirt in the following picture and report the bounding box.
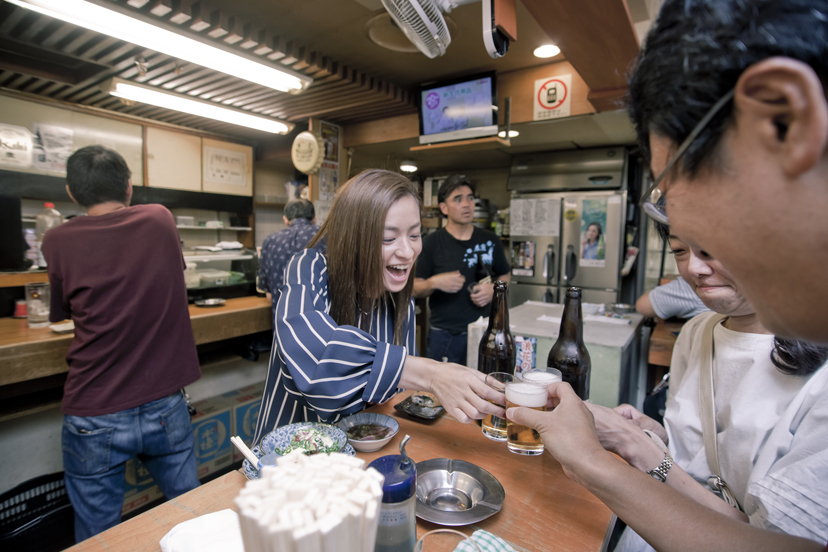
[252,248,417,444]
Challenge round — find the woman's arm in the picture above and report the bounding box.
[506,383,823,552]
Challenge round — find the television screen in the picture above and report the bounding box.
[418,72,498,145]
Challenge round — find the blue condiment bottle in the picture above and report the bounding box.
[368,435,417,552]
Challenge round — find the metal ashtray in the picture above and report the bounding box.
[607,303,635,314]
[415,458,505,526]
[194,298,226,307]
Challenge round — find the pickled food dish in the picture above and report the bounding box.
[276,428,339,455]
[345,423,393,441]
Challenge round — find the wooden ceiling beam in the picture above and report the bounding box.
[521,0,639,111]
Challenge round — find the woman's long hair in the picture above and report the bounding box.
[307,169,420,346]
[771,338,828,376]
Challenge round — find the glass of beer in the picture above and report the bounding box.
[504,381,549,455]
[520,368,562,386]
[482,372,515,441]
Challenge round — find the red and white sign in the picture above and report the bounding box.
[533,74,572,121]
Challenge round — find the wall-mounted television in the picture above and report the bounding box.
[418,72,498,145]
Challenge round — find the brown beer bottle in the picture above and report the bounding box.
[547,287,591,400]
[477,280,516,376]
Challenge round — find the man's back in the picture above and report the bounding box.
[258,217,321,309]
[43,204,200,416]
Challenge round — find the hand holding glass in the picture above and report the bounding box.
[505,380,551,456]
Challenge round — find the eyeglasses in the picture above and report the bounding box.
[639,88,736,225]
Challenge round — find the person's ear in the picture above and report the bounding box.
[65,185,78,205]
[125,180,133,206]
[439,202,448,217]
[735,57,828,177]
[283,215,290,227]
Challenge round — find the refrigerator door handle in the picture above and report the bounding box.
[545,244,555,285]
[564,245,578,283]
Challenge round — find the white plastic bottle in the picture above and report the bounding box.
[35,202,64,268]
[368,436,417,552]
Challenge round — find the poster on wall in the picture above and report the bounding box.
[510,198,559,237]
[318,165,338,201]
[320,121,340,164]
[579,197,608,267]
[533,74,572,121]
[32,123,73,173]
[315,199,333,226]
[203,146,246,186]
[0,123,33,168]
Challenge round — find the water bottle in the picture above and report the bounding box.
[35,202,64,268]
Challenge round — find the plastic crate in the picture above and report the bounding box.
[0,472,75,552]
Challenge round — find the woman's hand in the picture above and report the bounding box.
[614,403,669,443]
[585,403,664,472]
[398,356,505,423]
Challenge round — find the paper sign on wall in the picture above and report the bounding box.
[0,124,33,168]
[533,74,572,121]
[32,123,73,173]
[203,146,246,186]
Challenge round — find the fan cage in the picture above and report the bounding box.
[381,0,451,58]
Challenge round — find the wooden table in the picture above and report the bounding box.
[0,295,272,388]
[67,391,613,552]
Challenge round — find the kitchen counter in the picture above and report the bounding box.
[66,391,613,552]
[0,296,272,389]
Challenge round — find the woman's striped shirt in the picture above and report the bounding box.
[252,248,417,444]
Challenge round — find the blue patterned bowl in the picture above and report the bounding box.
[242,422,353,480]
[337,412,400,453]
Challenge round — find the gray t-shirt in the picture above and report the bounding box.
[648,277,709,319]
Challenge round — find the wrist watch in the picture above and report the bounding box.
[647,452,674,483]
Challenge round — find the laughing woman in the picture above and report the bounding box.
[252,169,503,443]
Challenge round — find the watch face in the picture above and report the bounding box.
[291,131,323,175]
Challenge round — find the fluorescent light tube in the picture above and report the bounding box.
[7,0,312,94]
[103,78,294,134]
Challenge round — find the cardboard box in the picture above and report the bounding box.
[191,395,233,480]
[222,381,264,462]
[122,458,163,515]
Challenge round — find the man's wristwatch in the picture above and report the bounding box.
[646,452,673,483]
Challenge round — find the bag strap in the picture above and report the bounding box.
[698,313,742,510]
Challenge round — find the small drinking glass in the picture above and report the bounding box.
[504,380,549,456]
[519,368,562,386]
[481,372,515,441]
[414,529,482,552]
[25,282,50,328]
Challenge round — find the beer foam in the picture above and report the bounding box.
[505,382,548,408]
[522,371,562,385]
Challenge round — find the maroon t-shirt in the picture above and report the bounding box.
[42,204,201,416]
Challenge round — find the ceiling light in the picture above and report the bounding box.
[498,130,519,138]
[7,0,312,94]
[400,160,418,173]
[102,78,294,134]
[533,44,561,58]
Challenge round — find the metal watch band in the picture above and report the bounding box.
[646,452,673,483]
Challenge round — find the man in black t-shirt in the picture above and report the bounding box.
[414,176,511,364]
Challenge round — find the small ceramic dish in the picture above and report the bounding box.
[394,393,445,420]
[415,458,505,526]
[337,412,400,453]
[49,321,75,333]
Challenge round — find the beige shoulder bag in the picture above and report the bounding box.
[698,313,743,511]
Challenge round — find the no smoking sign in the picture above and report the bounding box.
[533,74,572,121]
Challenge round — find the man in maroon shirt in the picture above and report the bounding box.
[42,145,201,542]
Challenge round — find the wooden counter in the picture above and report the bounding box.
[0,296,272,388]
[68,391,613,552]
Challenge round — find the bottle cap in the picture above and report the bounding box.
[368,454,416,503]
[44,202,55,208]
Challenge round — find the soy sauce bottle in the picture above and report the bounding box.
[547,287,591,400]
[477,280,516,376]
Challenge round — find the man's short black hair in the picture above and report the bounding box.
[437,175,475,205]
[66,145,131,208]
[628,0,828,177]
[284,199,315,222]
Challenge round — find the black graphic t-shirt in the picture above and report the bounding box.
[416,227,511,334]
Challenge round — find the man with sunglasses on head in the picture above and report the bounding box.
[506,1,828,551]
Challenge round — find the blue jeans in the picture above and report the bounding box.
[62,392,200,542]
[426,327,468,365]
